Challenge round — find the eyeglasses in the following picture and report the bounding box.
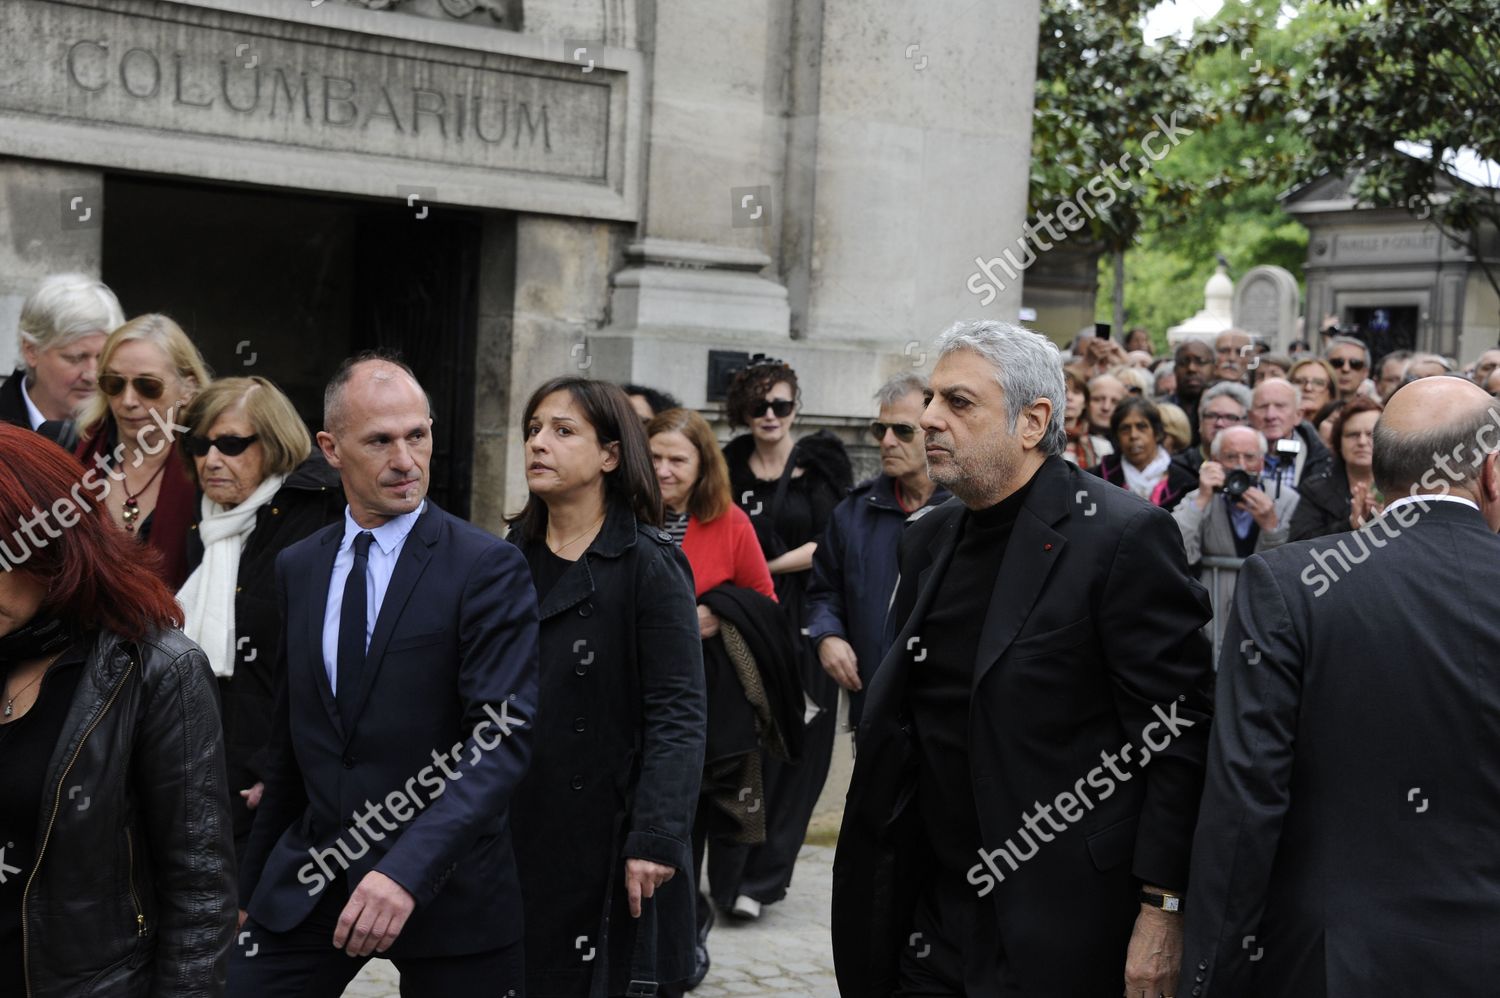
[186,433,259,457]
[1294,377,1330,390]
[749,399,795,419]
[98,373,167,400]
[1328,357,1367,371]
[1203,411,1245,425]
[869,421,918,442]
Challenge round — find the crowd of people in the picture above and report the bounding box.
[2,270,1496,998]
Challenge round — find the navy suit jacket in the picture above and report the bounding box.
[238,500,539,955]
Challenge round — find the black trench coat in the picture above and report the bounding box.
[510,502,707,998]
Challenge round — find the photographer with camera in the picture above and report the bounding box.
[1173,425,1300,650]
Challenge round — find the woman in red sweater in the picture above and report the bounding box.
[647,408,776,618]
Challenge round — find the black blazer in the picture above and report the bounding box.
[0,371,77,449]
[1184,500,1500,996]
[510,504,707,997]
[832,456,1214,996]
[238,500,540,956]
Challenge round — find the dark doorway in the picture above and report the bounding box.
[1345,305,1419,363]
[102,175,482,517]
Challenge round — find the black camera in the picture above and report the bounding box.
[1221,469,1255,501]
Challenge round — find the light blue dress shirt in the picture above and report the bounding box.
[322,501,426,696]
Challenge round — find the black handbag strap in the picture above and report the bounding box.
[625,898,659,997]
[768,437,802,528]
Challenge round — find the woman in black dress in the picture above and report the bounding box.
[713,357,851,920]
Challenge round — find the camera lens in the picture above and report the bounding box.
[1222,469,1254,500]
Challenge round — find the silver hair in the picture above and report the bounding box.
[1325,335,1372,370]
[17,273,125,368]
[873,371,927,409]
[1405,352,1453,374]
[1253,376,1301,408]
[1210,424,1268,458]
[1200,380,1252,413]
[933,319,1067,456]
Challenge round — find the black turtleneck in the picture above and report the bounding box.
[906,474,1036,883]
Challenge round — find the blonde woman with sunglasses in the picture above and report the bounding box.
[74,313,211,587]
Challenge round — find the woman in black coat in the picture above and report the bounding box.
[508,377,707,998]
[177,377,344,860]
[715,356,852,920]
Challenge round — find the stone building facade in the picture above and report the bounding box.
[1284,170,1500,365]
[0,0,1039,525]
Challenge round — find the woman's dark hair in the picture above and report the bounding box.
[620,383,681,417]
[1328,396,1383,465]
[506,378,663,542]
[1312,397,1346,429]
[0,423,181,640]
[724,356,800,430]
[1109,396,1165,442]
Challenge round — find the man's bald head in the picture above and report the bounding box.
[323,354,432,434]
[1374,376,1500,499]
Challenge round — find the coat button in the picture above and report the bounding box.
[1192,988,1202,996]
[1195,973,1205,983]
[578,602,593,617]
[1198,961,1207,971]
[570,775,584,790]
[573,717,586,732]
[342,756,355,769]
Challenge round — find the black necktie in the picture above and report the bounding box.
[337,531,374,722]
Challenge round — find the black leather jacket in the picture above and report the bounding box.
[23,627,236,998]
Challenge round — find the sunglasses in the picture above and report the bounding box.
[749,399,795,419]
[186,433,260,458]
[869,421,918,442]
[98,373,167,400]
[1328,357,1367,371]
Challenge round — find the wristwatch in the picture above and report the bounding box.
[1139,889,1183,913]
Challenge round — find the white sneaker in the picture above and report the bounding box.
[730,895,762,920]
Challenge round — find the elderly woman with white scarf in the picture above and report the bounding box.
[176,376,343,860]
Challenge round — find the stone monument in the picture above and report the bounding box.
[1232,264,1300,352]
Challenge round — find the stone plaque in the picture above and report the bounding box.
[0,0,640,219]
[1232,265,1299,351]
[1334,229,1441,264]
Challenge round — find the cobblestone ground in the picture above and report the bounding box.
[345,845,840,997]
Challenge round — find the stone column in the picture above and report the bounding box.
[0,158,107,371]
[797,0,1040,343]
[470,212,625,530]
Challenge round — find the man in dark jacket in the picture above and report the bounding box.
[1184,376,1500,995]
[806,372,948,730]
[231,355,539,997]
[833,320,1213,997]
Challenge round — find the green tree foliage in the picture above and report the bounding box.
[1300,0,1500,300]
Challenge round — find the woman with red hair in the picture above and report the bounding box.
[0,423,235,996]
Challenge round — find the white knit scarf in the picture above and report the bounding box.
[1121,447,1171,500]
[177,474,285,678]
